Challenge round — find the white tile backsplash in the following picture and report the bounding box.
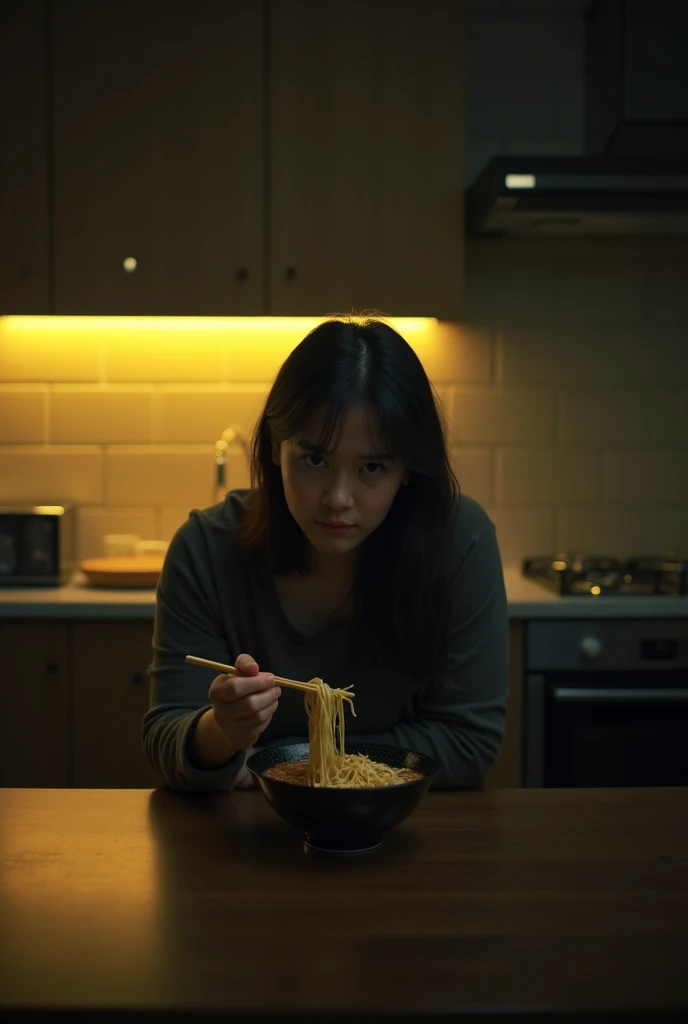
[464,255,556,327]
[487,507,555,563]
[452,387,556,445]
[555,507,646,557]
[0,387,48,443]
[451,447,493,507]
[499,329,601,385]
[497,449,600,505]
[644,508,688,553]
[0,447,102,504]
[602,328,688,384]
[554,265,648,326]
[559,390,648,446]
[604,451,688,505]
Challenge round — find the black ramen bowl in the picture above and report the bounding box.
[246,742,438,854]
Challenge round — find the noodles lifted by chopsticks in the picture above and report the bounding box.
[304,676,416,788]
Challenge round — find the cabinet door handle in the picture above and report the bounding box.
[553,687,688,703]
[131,673,146,685]
[45,661,60,675]
[284,266,297,282]
[236,267,249,283]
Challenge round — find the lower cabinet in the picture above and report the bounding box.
[72,621,158,788]
[0,620,69,786]
[487,620,524,788]
[0,617,526,789]
[0,618,157,788]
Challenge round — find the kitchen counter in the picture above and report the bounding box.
[0,570,156,619]
[0,566,686,618]
[502,567,688,618]
[1,786,687,1020]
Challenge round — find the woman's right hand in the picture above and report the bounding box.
[207,652,281,751]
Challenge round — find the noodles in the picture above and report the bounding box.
[268,675,421,788]
[304,675,355,786]
[264,759,422,786]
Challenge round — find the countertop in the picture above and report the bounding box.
[0,566,686,618]
[1,786,687,1020]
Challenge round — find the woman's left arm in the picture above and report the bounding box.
[360,523,510,789]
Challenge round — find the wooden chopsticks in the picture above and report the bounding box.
[185,655,321,694]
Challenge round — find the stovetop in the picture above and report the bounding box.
[522,554,688,596]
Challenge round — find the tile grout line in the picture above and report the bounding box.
[45,382,52,445]
[99,443,106,507]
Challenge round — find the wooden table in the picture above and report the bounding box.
[1,787,687,1022]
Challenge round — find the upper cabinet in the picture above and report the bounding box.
[3,0,464,318]
[0,1,50,313]
[268,0,464,318]
[52,0,264,315]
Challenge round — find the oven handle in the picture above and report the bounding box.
[553,687,688,703]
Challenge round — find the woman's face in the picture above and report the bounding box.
[274,405,408,565]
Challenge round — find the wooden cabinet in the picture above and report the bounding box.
[0,1,50,314]
[52,0,264,315]
[269,0,464,318]
[4,0,464,317]
[0,618,155,788]
[0,620,69,786]
[0,614,524,789]
[487,620,524,788]
[71,620,157,787]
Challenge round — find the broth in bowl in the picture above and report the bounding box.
[264,758,423,787]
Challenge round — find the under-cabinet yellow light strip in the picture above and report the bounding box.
[0,315,435,334]
[0,316,439,383]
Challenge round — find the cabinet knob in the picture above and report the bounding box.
[45,661,60,675]
[284,266,297,282]
[579,636,603,661]
[123,257,138,273]
[131,672,146,685]
[236,268,249,283]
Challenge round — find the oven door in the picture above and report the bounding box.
[526,672,688,787]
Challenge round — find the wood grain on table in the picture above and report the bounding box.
[1,787,687,1021]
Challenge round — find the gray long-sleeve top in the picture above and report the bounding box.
[143,490,509,791]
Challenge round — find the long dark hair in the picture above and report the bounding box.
[241,315,460,685]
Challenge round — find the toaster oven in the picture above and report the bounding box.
[0,504,77,585]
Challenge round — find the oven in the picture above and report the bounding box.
[524,619,688,787]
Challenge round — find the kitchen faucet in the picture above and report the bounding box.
[214,425,250,502]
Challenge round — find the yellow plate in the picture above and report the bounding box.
[79,555,164,588]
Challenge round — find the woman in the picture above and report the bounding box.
[143,315,509,791]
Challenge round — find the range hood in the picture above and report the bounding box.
[466,156,688,236]
[466,0,688,237]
